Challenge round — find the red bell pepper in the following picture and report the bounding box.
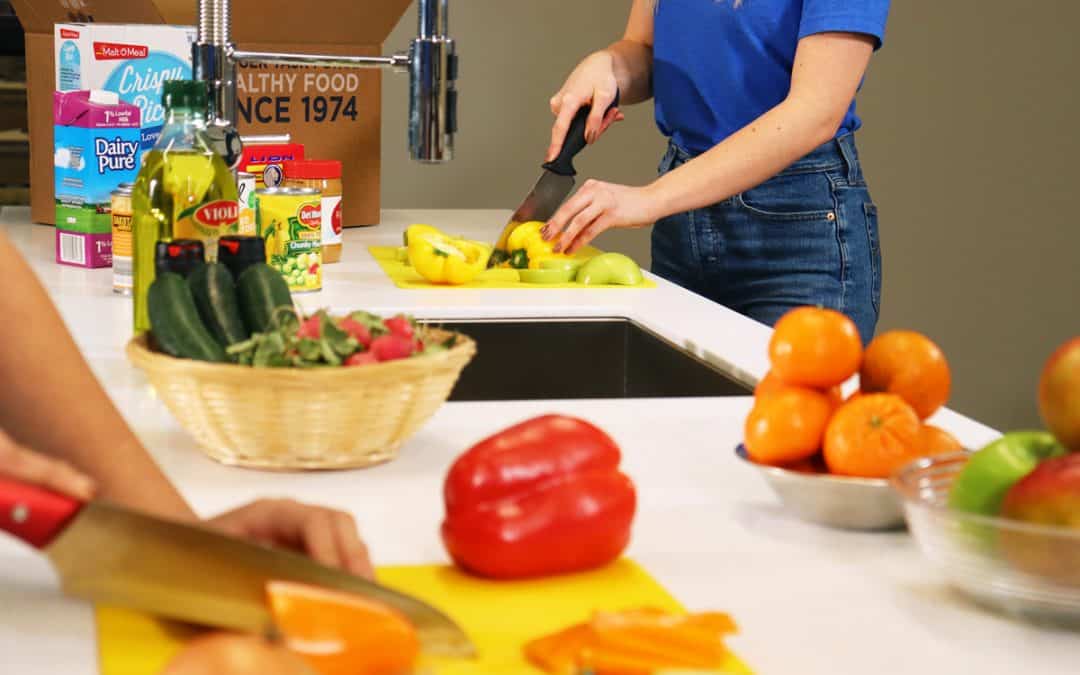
[441,414,637,579]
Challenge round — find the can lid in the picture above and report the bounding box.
[111,183,134,195]
[282,160,342,180]
[255,187,319,196]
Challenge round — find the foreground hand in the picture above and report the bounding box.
[541,180,656,254]
[208,499,374,580]
[0,427,96,500]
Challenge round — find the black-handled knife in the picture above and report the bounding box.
[493,90,621,252]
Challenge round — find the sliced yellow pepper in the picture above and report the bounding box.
[408,231,491,285]
[501,220,576,270]
[404,223,442,247]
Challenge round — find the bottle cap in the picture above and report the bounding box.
[217,235,267,281]
[162,80,208,110]
[155,239,206,278]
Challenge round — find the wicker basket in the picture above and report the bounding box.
[126,328,476,470]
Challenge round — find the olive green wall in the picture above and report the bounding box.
[381,1,1080,432]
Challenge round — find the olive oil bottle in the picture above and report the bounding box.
[131,80,238,333]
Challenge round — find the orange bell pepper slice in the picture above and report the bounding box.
[524,607,739,675]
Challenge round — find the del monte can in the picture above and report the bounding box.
[256,186,323,293]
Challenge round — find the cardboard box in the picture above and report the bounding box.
[11,0,412,227]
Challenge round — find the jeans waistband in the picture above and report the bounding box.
[665,132,863,184]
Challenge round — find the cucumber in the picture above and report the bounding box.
[237,263,295,334]
[148,273,227,362]
[187,263,248,347]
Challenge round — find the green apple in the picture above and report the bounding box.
[539,257,585,274]
[948,431,1067,516]
[576,253,644,286]
[518,268,577,284]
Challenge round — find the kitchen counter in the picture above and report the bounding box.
[2,206,1075,675]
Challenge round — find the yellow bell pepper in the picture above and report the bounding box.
[501,221,576,269]
[408,230,491,285]
[404,223,442,247]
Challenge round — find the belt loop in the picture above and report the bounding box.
[836,134,859,184]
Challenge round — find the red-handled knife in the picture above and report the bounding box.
[0,476,474,657]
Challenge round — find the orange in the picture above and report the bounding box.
[919,424,963,456]
[756,369,842,410]
[768,307,863,388]
[860,330,951,419]
[744,386,832,465]
[266,581,420,675]
[823,393,923,478]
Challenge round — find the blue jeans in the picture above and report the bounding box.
[651,133,882,344]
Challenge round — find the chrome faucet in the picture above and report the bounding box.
[192,0,457,167]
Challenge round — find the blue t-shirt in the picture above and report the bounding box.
[653,0,891,154]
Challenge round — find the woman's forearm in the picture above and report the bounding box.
[605,39,653,105]
[646,97,839,219]
[0,233,195,520]
[644,33,875,220]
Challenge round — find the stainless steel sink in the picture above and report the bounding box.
[421,317,752,401]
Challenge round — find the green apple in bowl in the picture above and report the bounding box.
[576,253,644,286]
[948,431,1066,516]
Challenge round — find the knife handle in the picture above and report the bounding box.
[542,89,621,177]
[0,477,83,549]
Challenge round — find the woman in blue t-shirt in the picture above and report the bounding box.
[541,0,891,343]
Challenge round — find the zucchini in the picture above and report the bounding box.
[148,273,227,362]
[187,263,248,347]
[237,263,295,334]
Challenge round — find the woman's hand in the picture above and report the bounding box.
[547,51,625,162]
[542,179,658,254]
[207,499,374,580]
[0,427,96,500]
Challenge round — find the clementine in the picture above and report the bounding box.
[768,307,862,388]
[919,424,963,456]
[755,369,841,410]
[860,330,951,419]
[266,581,420,675]
[744,386,833,465]
[823,393,923,478]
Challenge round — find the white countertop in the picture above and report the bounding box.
[2,206,1073,675]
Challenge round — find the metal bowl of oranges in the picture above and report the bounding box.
[735,445,905,530]
[740,307,961,531]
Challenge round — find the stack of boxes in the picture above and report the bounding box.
[51,23,195,267]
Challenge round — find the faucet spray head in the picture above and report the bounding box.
[407,0,456,163]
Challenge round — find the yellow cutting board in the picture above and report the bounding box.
[368,246,657,290]
[97,559,750,674]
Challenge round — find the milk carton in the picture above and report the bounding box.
[55,24,196,151]
[54,90,141,268]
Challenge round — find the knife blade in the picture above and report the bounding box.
[493,91,621,255]
[0,476,475,657]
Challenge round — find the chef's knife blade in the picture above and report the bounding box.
[0,477,475,658]
[494,91,621,252]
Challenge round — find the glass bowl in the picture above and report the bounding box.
[892,452,1080,627]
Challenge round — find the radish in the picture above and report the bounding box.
[370,334,415,362]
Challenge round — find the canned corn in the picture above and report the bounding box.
[255,187,323,293]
